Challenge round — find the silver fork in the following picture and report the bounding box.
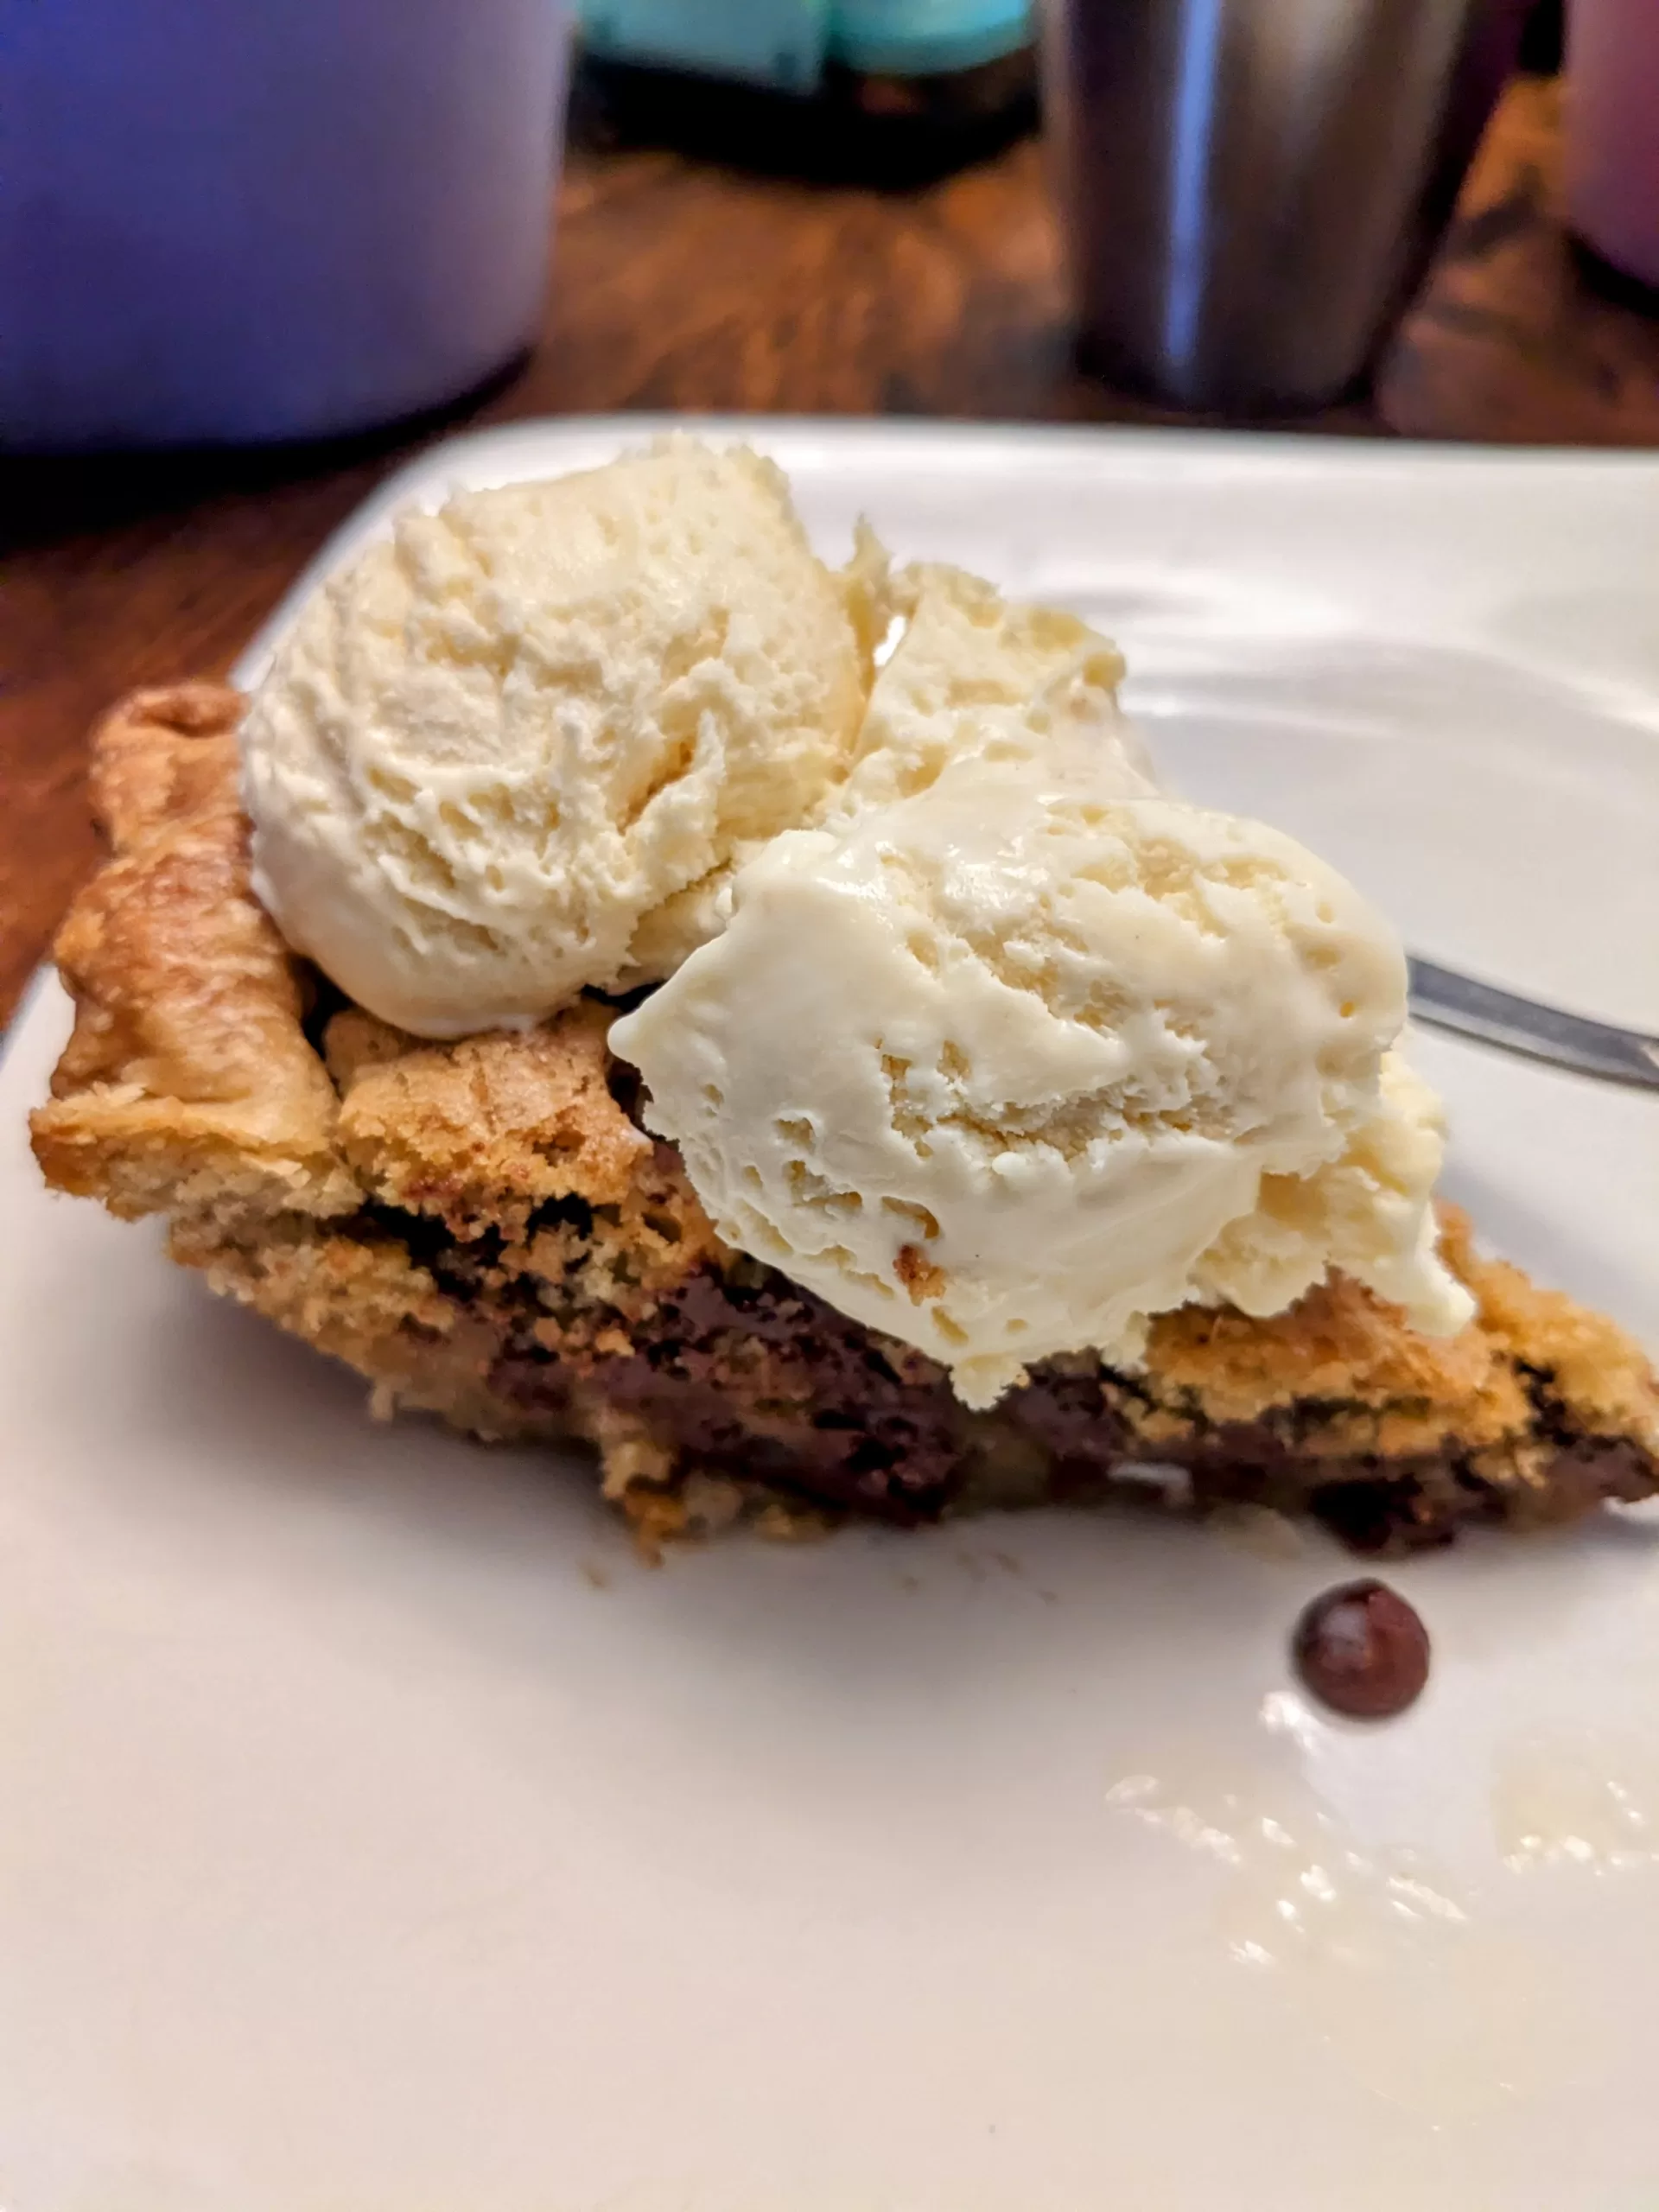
[1408,959,1659,1091]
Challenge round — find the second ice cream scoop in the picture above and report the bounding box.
[613,735,1470,1408]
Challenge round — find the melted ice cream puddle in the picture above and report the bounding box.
[1106,1693,1569,2120]
[1492,1731,1659,1872]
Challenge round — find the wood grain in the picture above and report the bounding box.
[3,73,1656,1025]
[1379,79,1659,441]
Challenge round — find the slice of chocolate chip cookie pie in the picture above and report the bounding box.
[32,681,1659,1554]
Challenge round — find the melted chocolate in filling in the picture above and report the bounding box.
[475,1254,1659,1548]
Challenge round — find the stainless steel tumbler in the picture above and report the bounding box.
[1040,0,1525,412]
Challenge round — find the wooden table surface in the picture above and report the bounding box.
[4,73,1657,1027]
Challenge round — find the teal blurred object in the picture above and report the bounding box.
[580,0,1029,92]
[580,0,829,92]
[832,0,1030,75]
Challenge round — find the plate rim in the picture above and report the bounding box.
[233,412,1659,684]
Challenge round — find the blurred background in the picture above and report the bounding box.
[3,0,1656,1023]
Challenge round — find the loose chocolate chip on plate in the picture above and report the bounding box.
[1291,1579,1430,1720]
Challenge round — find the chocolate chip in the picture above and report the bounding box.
[1291,1579,1430,1719]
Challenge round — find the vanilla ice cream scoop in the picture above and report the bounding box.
[242,441,873,1036]
[839,557,1155,810]
[612,740,1471,1408]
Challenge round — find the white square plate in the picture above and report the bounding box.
[3,419,1658,2210]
